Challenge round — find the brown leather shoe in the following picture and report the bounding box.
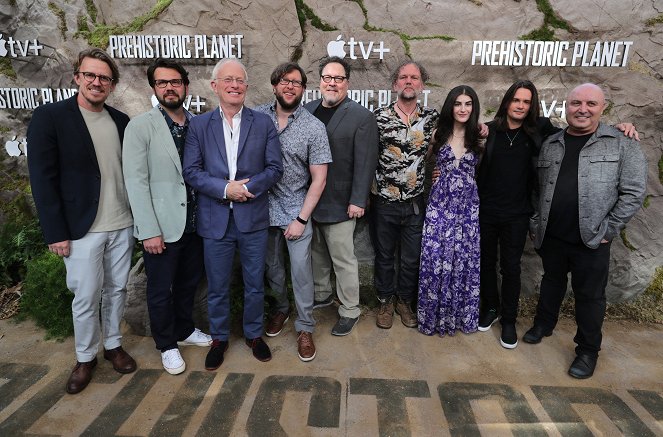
[395,299,417,328]
[103,346,137,374]
[376,296,395,329]
[66,357,97,394]
[265,311,290,337]
[297,331,316,362]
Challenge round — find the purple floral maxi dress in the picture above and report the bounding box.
[417,145,480,335]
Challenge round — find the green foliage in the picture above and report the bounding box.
[294,0,336,32]
[48,2,68,39]
[0,197,44,287]
[645,13,663,26]
[620,228,636,251]
[0,126,10,134]
[645,266,663,299]
[643,195,650,208]
[520,0,572,41]
[75,0,174,48]
[85,0,98,23]
[77,14,90,33]
[0,58,17,80]
[20,252,73,340]
[484,107,496,116]
[658,154,663,185]
[603,100,614,115]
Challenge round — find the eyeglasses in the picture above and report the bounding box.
[154,79,184,88]
[321,75,347,84]
[215,77,247,86]
[278,78,303,88]
[76,71,114,85]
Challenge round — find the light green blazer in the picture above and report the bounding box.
[122,106,188,243]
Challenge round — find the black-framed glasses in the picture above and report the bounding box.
[154,79,184,88]
[76,71,114,85]
[321,75,346,84]
[278,78,303,88]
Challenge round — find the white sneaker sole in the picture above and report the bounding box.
[163,362,186,375]
[477,316,500,332]
[298,350,317,362]
[177,340,212,347]
[500,338,518,349]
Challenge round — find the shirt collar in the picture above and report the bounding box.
[219,106,243,120]
[158,106,192,127]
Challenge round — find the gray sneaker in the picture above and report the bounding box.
[331,316,358,336]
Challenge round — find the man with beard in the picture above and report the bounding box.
[123,58,212,375]
[371,61,437,329]
[254,62,332,361]
[28,48,136,394]
[305,56,379,336]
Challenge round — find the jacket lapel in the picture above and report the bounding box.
[149,106,182,174]
[237,107,253,158]
[210,108,229,168]
[325,97,350,135]
[67,96,100,170]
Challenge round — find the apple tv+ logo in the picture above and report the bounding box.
[326,35,390,60]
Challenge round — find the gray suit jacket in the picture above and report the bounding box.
[122,106,188,243]
[304,97,378,223]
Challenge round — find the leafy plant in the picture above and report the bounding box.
[20,251,73,339]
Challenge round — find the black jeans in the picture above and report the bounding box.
[479,214,529,324]
[534,236,611,357]
[371,195,424,302]
[143,232,204,351]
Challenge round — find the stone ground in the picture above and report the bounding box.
[1,306,662,436]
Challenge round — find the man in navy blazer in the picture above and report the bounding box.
[183,59,283,369]
[27,48,136,394]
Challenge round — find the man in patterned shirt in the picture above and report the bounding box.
[372,61,438,329]
[255,62,332,361]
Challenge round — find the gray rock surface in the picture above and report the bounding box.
[1,0,661,310]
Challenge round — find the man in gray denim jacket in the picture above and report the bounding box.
[524,83,647,379]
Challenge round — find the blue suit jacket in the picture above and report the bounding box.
[183,106,283,239]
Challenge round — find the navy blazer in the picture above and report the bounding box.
[182,106,283,239]
[27,95,130,244]
[304,97,378,223]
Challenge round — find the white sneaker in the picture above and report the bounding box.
[178,328,213,347]
[161,349,186,375]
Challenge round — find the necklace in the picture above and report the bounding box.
[505,129,520,146]
[396,102,417,121]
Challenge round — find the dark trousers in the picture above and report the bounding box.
[371,195,424,302]
[143,232,204,352]
[479,214,529,324]
[534,236,611,357]
[203,213,268,341]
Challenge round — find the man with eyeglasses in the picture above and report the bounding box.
[304,56,379,336]
[371,61,438,330]
[254,62,332,361]
[183,59,283,369]
[123,58,212,376]
[27,48,136,394]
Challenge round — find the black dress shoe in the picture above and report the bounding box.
[568,353,597,379]
[246,337,272,362]
[66,357,97,394]
[205,339,229,370]
[522,325,553,344]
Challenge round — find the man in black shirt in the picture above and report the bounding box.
[525,83,647,379]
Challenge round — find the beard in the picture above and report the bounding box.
[398,88,418,102]
[275,92,302,111]
[157,91,185,110]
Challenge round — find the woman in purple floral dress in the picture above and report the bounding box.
[418,85,482,336]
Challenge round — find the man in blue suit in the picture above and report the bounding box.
[183,59,283,369]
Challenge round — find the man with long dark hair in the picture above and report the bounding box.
[477,80,637,350]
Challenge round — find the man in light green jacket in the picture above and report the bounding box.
[123,58,212,376]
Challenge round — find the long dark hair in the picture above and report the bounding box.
[493,80,539,139]
[433,85,481,155]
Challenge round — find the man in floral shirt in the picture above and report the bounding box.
[371,61,438,329]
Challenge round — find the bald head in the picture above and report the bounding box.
[566,83,607,136]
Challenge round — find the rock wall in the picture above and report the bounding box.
[1,0,661,309]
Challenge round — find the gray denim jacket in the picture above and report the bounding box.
[530,123,647,249]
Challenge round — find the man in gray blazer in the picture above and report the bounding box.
[123,58,212,376]
[304,56,379,336]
